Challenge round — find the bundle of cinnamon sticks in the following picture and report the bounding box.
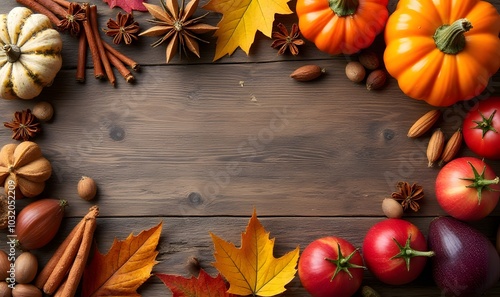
[16,0,139,85]
[34,206,99,296]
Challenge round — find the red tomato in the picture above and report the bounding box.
[298,237,364,297]
[463,97,500,160]
[435,157,500,221]
[362,219,433,285]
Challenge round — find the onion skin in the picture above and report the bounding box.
[15,199,67,250]
[428,217,500,297]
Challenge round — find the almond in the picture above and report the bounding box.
[407,109,441,138]
[439,128,463,166]
[0,282,12,297]
[427,129,445,167]
[290,65,325,82]
[366,69,387,90]
[11,284,41,297]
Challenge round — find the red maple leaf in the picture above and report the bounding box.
[102,0,148,13]
[156,269,235,297]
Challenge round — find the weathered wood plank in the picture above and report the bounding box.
[1,217,499,296]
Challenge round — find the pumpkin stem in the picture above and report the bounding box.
[434,18,472,55]
[2,44,22,63]
[329,0,359,17]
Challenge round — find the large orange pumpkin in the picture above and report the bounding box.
[296,0,389,55]
[384,0,500,107]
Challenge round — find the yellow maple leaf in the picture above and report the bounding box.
[82,221,162,297]
[203,0,293,61]
[210,209,299,296]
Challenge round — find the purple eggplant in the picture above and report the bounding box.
[428,217,500,297]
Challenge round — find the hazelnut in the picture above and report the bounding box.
[77,176,97,201]
[345,61,366,83]
[358,50,380,70]
[31,101,54,122]
[14,252,38,284]
[382,198,403,218]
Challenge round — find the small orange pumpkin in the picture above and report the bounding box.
[384,0,500,107]
[0,141,52,198]
[296,0,389,55]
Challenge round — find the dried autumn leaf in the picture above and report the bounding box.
[156,269,235,297]
[203,0,293,61]
[210,209,299,296]
[102,0,147,13]
[82,221,162,297]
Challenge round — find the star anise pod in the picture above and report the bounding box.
[391,182,424,212]
[104,12,140,45]
[4,109,41,141]
[58,2,86,36]
[139,0,218,63]
[271,23,304,55]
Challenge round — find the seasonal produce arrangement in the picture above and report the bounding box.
[0,0,499,296]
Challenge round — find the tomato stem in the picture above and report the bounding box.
[328,0,359,17]
[325,243,365,281]
[472,110,498,138]
[2,44,21,63]
[462,162,500,205]
[390,235,434,271]
[434,18,472,55]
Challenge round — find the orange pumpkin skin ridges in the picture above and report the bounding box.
[384,0,500,107]
[296,0,389,55]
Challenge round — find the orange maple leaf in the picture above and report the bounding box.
[203,0,293,61]
[82,221,162,297]
[157,269,235,297]
[210,209,299,296]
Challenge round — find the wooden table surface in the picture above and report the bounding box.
[1,0,500,296]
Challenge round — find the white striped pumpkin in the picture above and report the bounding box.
[0,7,62,100]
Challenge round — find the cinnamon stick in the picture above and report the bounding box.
[89,5,115,85]
[34,0,67,18]
[60,206,99,297]
[106,50,135,83]
[76,31,87,83]
[103,41,140,71]
[53,278,67,297]
[52,0,70,9]
[34,219,85,289]
[16,0,61,25]
[43,221,86,295]
[81,4,104,79]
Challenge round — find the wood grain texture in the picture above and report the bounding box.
[1,0,500,296]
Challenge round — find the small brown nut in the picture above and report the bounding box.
[427,129,445,167]
[77,176,97,201]
[358,51,380,70]
[345,61,366,83]
[407,109,441,138]
[361,285,381,297]
[290,64,325,82]
[366,69,387,90]
[0,250,9,280]
[0,282,12,297]
[382,198,403,218]
[439,128,463,166]
[11,284,41,297]
[0,194,7,230]
[31,101,54,122]
[14,252,38,284]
